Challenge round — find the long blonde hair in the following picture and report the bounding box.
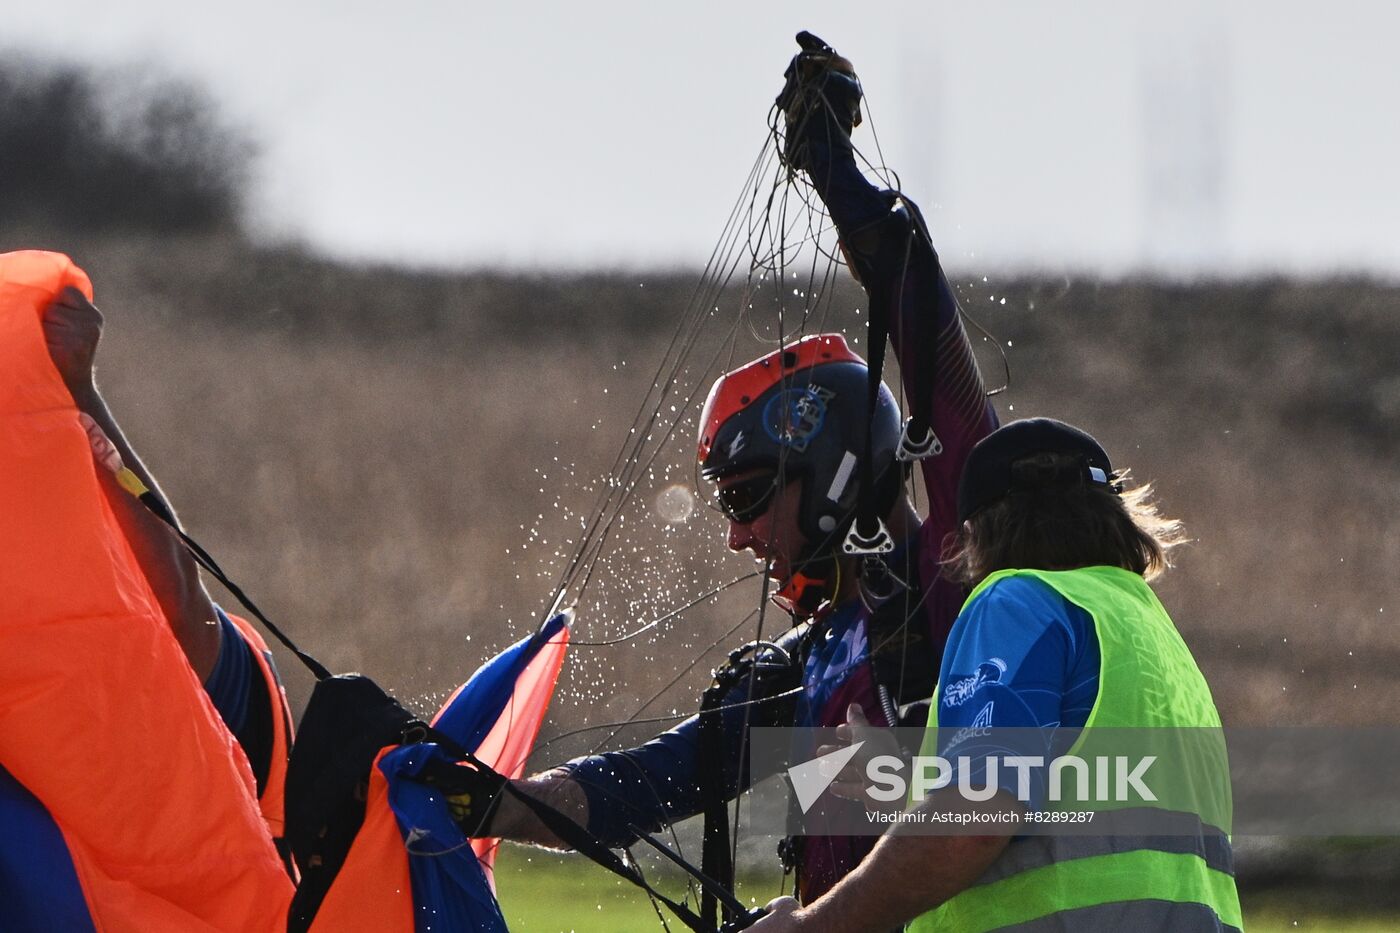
[945,453,1186,587]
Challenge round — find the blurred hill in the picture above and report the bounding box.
[35,233,1396,732]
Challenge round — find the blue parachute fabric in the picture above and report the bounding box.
[0,764,97,933]
[383,744,509,933]
[432,611,569,747]
[379,611,570,933]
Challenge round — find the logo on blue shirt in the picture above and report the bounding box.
[942,658,1007,708]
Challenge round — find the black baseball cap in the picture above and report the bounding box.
[957,418,1116,524]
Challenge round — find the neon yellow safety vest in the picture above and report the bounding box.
[908,566,1242,932]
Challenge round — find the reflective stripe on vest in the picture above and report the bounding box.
[976,809,1234,886]
[919,848,1242,932]
[991,890,1242,933]
[908,567,1240,933]
[968,874,1243,930]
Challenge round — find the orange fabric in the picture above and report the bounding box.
[227,612,293,837]
[308,625,571,923]
[0,251,293,931]
[307,748,415,933]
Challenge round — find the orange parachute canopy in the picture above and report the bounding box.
[0,251,293,931]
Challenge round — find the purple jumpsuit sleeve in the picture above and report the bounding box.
[795,74,998,551]
[796,73,999,668]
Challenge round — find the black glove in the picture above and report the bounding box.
[775,31,863,171]
[417,753,510,837]
[720,907,770,932]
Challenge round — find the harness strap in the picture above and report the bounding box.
[114,467,332,680]
[856,254,891,542]
[698,679,736,927]
[696,637,804,928]
[496,771,736,933]
[891,203,939,464]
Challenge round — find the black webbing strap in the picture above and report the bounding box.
[895,203,939,461]
[496,774,737,933]
[856,261,893,540]
[131,486,332,680]
[698,680,736,928]
[853,204,940,543]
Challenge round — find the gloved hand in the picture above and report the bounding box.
[775,31,863,171]
[721,905,773,932]
[417,752,510,837]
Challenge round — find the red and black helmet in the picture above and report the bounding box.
[696,334,902,549]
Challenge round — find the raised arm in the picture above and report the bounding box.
[42,287,222,676]
[43,288,291,811]
[782,40,998,534]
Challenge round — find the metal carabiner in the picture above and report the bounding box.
[896,418,942,462]
[841,517,895,556]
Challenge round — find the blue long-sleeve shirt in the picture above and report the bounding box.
[934,576,1101,808]
[205,605,279,795]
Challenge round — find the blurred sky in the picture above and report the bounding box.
[9,1,1399,276]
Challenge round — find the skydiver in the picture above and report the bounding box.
[473,34,1001,910]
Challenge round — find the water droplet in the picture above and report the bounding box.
[655,484,695,523]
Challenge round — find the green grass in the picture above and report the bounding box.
[492,846,1400,932]
[493,846,784,933]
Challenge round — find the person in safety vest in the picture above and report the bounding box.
[0,277,295,930]
[747,418,1241,932]
[471,36,1002,906]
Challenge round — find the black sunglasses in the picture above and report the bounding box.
[714,473,782,524]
